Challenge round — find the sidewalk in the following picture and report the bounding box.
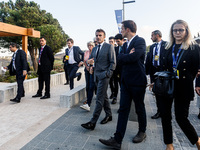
[19,88,200,150]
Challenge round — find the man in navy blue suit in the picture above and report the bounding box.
[99,20,147,149]
[65,38,84,90]
[5,42,28,103]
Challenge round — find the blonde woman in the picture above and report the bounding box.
[158,20,200,150]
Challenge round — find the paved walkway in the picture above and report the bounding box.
[0,73,200,150]
[19,88,200,150]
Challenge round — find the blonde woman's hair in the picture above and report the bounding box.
[87,41,95,47]
[166,19,195,50]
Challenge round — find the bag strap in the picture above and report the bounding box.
[175,50,185,69]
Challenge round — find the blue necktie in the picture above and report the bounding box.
[96,44,101,58]
[153,43,158,67]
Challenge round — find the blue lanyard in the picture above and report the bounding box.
[172,44,182,68]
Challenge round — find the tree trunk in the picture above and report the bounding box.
[29,48,38,71]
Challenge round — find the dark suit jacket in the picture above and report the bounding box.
[163,44,199,100]
[8,49,28,76]
[65,46,84,65]
[145,41,166,76]
[114,46,121,74]
[117,35,147,86]
[37,45,54,73]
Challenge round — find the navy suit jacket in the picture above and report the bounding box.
[8,49,28,76]
[65,46,84,65]
[37,45,54,73]
[145,40,166,76]
[117,35,147,86]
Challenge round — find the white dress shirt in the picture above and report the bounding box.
[68,46,77,64]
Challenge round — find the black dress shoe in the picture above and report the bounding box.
[109,93,114,99]
[10,98,20,103]
[111,97,117,104]
[32,94,42,98]
[132,131,146,143]
[77,72,82,81]
[198,113,200,119]
[40,95,50,99]
[151,112,160,119]
[64,82,69,85]
[100,116,112,124]
[99,137,121,150]
[81,122,96,130]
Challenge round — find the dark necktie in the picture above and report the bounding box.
[96,44,101,58]
[39,47,44,65]
[153,43,158,67]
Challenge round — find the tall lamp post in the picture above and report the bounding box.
[123,0,135,20]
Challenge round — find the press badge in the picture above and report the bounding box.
[154,55,159,61]
[176,70,179,79]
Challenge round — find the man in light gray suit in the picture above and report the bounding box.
[81,29,116,130]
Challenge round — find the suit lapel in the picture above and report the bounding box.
[96,43,105,60]
[126,35,138,53]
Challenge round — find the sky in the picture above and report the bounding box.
[2,0,200,51]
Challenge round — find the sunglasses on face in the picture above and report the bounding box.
[173,29,185,33]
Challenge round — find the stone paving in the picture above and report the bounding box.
[20,88,200,150]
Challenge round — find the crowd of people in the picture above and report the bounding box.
[5,19,200,150]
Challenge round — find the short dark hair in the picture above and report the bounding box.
[152,30,162,37]
[109,36,115,40]
[66,38,74,43]
[114,34,123,40]
[96,29,106,36]
[122,20,137,33]
[9,42,19,48]
[40,36,46,40]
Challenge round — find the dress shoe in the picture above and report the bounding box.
[10,98,20,103]
[151,112,160,119]
[64,82,69,85]
[198,113,200,119]
[77,72,82,81]
[109,93,114,99]
[111,97,117,104]
[32,94,42,98]
[100,116,112,124]
[40,95,50,99]
[99,137,121,150]
[132,131,146,143]
[81,122,95,130]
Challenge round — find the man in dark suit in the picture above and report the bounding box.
[81,29,116,130]
[145,30,166,119]
[99,20,147,149]
[32,37,54,99]
[63,55,69,85]
[64,38,84,90]
[111,34,124,104]
[5,42,28,103]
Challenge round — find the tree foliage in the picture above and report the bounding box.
[0,0,68,70]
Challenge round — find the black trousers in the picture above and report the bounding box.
[113,72,121,98]
[68,63,80,90]
[64,66,69,83]
[16,74,25,99]
[157,95,199,145]
[114,82,147,144]
[37,71,51,96]
[109,75,114,96]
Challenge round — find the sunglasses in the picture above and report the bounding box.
[173,29,185,33]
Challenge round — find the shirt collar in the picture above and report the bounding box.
[127,35,136,48]
[41,45,46,49]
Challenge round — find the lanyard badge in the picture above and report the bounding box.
[172,44,182,79]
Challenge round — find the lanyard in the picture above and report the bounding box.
[172,44,182,68]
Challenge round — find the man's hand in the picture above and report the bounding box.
[89,67,93,74]
[87,58,94,65]
[86,66,90,71]
[23,70,27,76]
[78,61,83,67]
[129,48,135,54]
[3,67,7,69]
[195,87,200,96]
[148,83,154,91]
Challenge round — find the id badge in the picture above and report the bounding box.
[176,70,179,79]
[154,55,159,61]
